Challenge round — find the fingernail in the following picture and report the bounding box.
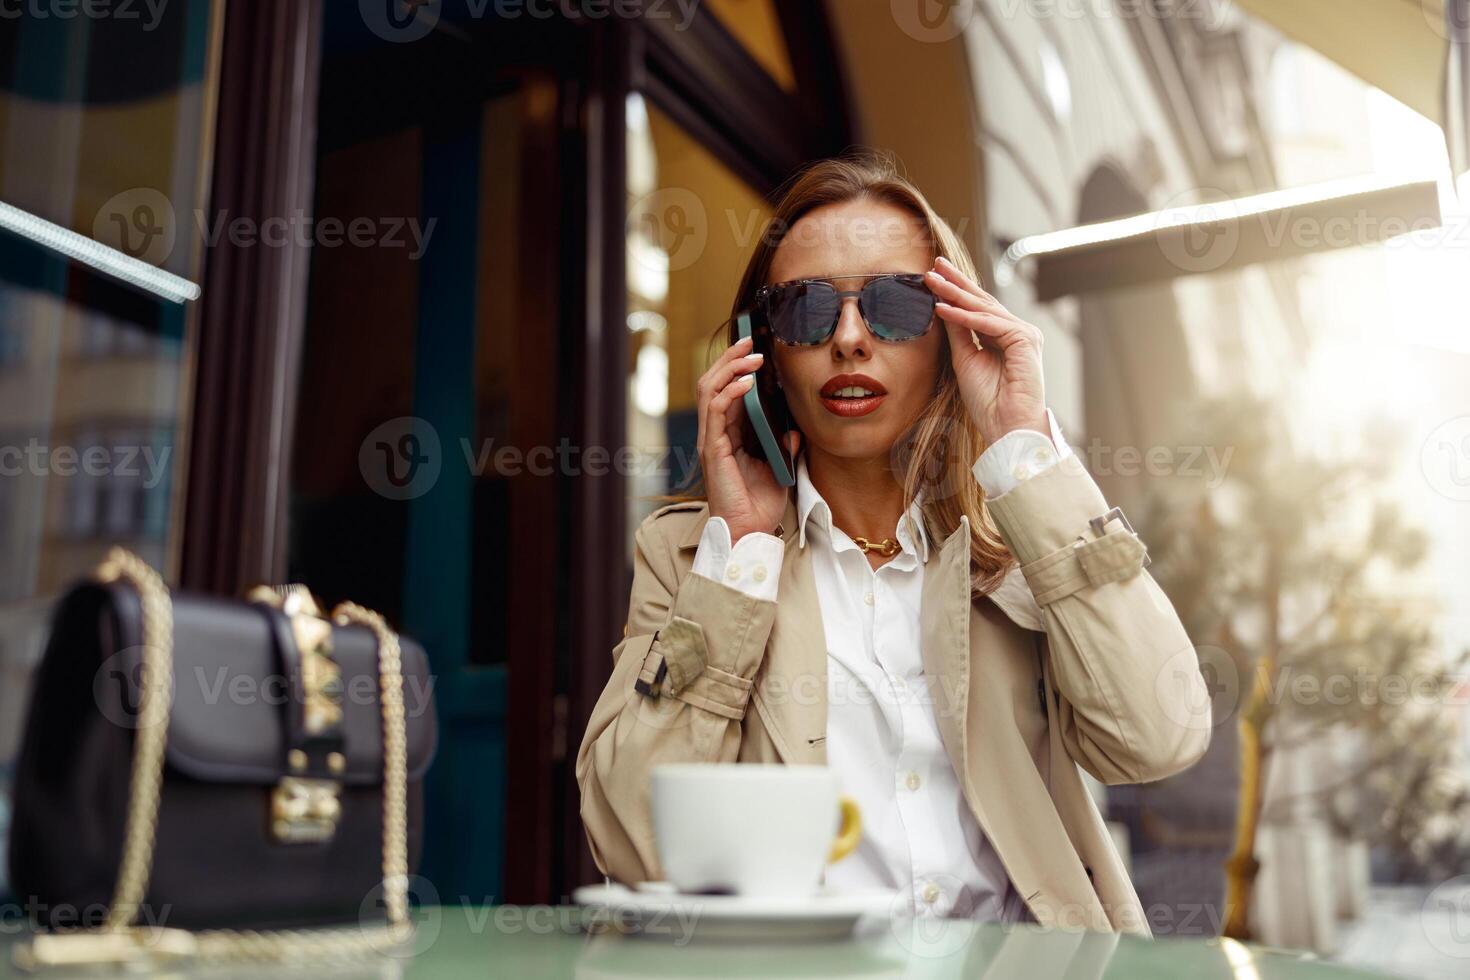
[746,352,764,360]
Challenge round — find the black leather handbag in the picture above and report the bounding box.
[7,548,437,968]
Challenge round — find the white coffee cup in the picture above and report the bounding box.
[650,763,861,897]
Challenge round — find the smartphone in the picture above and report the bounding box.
[733,309,796,487]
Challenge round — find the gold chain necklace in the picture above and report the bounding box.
[852,535,901,557]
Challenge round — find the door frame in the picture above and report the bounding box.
[559,1,856,893]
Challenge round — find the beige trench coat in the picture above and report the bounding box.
[576,452,1211,935]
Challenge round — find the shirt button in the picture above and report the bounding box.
[726,564,741,580]
[1032,446,1054,467]
[905,771,921,792]
[1012,464,1029,481]
[752,565,767,583]
[922,882,941,904]
[863,591,874,606]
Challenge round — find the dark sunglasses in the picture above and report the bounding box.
[753,273,937,346]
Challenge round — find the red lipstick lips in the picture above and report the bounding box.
[819,373,887,418]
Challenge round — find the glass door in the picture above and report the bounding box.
[623,94,774,540]
[289,8,582,903]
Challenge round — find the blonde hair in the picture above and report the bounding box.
[676,148,1015,596]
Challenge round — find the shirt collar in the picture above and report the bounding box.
[794,453,930,563]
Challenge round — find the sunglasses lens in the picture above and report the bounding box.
[765,282,839,345]
[863,276,936,340]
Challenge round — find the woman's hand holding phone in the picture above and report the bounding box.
[697,335,800,544]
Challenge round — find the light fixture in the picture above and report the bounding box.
[0,200,201,304]
[996,175,1444,300]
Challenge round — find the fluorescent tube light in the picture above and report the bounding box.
[0,200,201,304]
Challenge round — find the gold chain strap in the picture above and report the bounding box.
[97,547,172,932]
[332,601,412,934]
[13,548,414,969]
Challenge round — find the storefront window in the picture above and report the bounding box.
[0,1,221,897]
[624,93,772,553]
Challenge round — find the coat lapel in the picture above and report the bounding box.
[919,514,974,792]
[754,492,828,765]
[924,517,1062,915]
[674,492,827,765]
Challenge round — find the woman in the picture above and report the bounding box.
[576,151,1210,935]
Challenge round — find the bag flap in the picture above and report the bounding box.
[98,582,438,786]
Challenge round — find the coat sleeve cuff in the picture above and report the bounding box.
[691,517,783,602]
[982,452,1111,566]
[972,407,1074,499]
[633,568,778,719]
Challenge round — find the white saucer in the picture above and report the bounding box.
[573,882,898,942]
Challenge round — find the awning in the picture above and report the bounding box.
[1003,177,1442,300]
[1231,0,1468,175]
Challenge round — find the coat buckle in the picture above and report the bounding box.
[1088,506,1150,567]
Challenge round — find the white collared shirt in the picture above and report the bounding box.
[690,411,1075,918]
